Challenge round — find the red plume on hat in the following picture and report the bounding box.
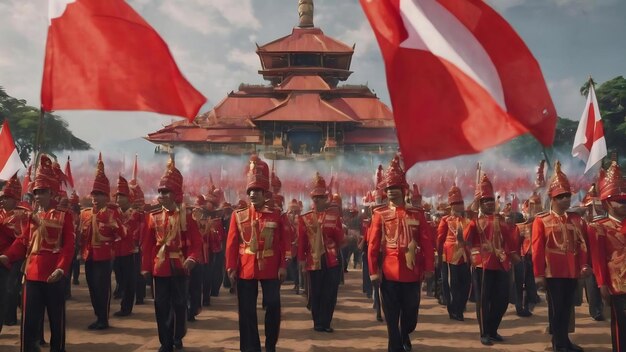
[33,154,59,193]
[599,161,626,201]
[375,165,384,190]
[0,173,21,200]
[158,155,184,203]
[270,161,282,193]
[310,172,328,197]
[52,162,68,194]
[478,174,495,200]
[129,182,145,207]
[91,153,110,195]
[383,155,408,190]
[448,183,463,205]
[548,161,571,198]
[535,160,546,189]
[246,154,270,193]
[116,174,130,197]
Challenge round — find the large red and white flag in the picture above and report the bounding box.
[572,83,607,173]
[360,0,557,169]
[0,121,23,180]
[41,0,207,121]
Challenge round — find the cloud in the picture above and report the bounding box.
[158,0,260,36]
[227,48,260,72]
[548,77,586,121]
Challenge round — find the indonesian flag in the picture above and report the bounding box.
[0,121,23,180]
[572,83,607,173]
[41,0,207,121]
[360,0,557,169]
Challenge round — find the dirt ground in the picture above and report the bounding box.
[0,267,613,352]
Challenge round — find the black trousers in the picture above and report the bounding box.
[362,246,372,295]
[201,259,214,304]
[115,254,136,313]
[237,278,281,352]
[309,263,341,329]
[22,280,66,352]
[211,250,225,295]
[443,262,471,317]
[584,273,604,318]
[134,252,146,302]
[610,294,626,352]
[70,256,80,283]
[472,268,509,338]
[513,257,538,313]
[85,259,112,324]
[380,278,421,352]
[0,266,8,333]
[154,275,188,351]
[187,264,202,316]
[546,278,578,349]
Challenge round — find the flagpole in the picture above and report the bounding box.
[34,106,46,170]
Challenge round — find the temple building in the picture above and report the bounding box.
[145,0,397,160]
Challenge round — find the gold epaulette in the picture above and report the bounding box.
[234,207,249,223]
[148,207,162,215]
[535,211,550,218]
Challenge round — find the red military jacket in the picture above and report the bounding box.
[532,211,589,279]
[588,216,626,295]
[286,213,299,258]
[464,214,516,271]
[298,209,344,271]
[142,206,202,277]
[437,214,470,265]
[196,213,225,264]
[4,208,74,282]
[368,205,434,282]
[280,212,295,258]
[0,207,29,255]
[226,205,288,280]
[80,205,124,261]
[115,207,142,257]
[515,219,534,257]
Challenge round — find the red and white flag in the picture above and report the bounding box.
[0,120,23,180]
[572,83,607,173]
[360,0,557,169]
[41,0,207,121]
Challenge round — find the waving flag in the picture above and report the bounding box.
[572,83,607,173]
[41,0,206,121]
[360,0,557,169]
[0,121,23,180]
[64,155,75,188]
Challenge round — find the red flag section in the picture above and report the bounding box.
[41,0,207,121]
[64,155,75,188]
[0,120,23,180]
[360,0,557,169]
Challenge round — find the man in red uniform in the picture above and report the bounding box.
[129,179,148,305]
[142,157,202,352]
[79,154,124,330]
[226,154,288,352]
[298,173,344,333]
[0,155,74,352]
[513,192,543,317]
[437,184,471,321]
[368,155,434,352]
[588,161,626,351]
[464,174,519,346]
[0,173,29,332]
[532,161,590,352]
[113,175,142,317]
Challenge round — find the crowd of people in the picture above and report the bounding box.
[0,152,624,352]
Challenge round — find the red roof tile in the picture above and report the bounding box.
[258,27,353,53]
[275,75,331,91]
[254,93,357,123]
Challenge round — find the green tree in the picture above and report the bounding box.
[0,87,90,164]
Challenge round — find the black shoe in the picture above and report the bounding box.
[113,311,131,317]
[324,327,334,333]
[72,280,79,285]
[266,347,276,352]
[5,319,17,326]
[489,333,504,342]
[568,342,584,352]
[158,346,173,352]
[87,321,109,330]
[480,336,493,346]
[135,299,144,305]
[313,326,325,332]
[592,314,605,321]
[517,310,533,317]
[376,314,383,322]
[202,300,210,307]
[187,314,196,322]
[402,339,412,351]
[173,339,183,350]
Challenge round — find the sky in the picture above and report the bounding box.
[0,0,624,152]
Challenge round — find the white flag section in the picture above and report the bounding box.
[572,84,607,173]
[0,120,23,179]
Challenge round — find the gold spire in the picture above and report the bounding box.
[298,0,314,28]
